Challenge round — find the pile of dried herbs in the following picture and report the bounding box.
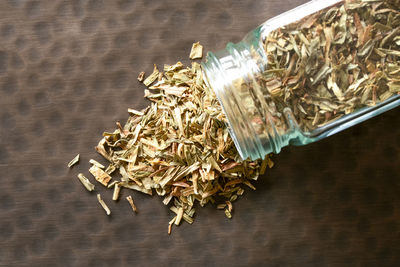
[258,0,400,133]
[71,43,273,234]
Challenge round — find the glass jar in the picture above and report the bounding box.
[202,0,400,160]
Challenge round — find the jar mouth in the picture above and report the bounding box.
[202,43,276,160]
[202,50,249,160]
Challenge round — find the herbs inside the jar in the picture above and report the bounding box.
[72,43,273,234]
[260,0,400,133]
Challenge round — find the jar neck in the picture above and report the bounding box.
[202,32,297,160]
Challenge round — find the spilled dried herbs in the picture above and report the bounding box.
[73,42,273,234]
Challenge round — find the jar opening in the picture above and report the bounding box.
[202,43,277,160]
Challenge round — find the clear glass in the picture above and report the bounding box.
[202,0,400,160]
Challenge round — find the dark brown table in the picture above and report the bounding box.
[0,0,399,266]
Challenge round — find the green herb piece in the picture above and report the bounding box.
[68,154,80,168]
[107,180,118,189]
[77,173,95,191]
[126,195,137,213]
[189,42,203,59]
[137,71,145,82]
[89,165,112,186]
[224,209,232,219]
[127,108,144,116]
[175,207,184,225]
[112,183,121,201]
[97,194,111,215]
[143,65,159,86]
[89,159,105,169]
[168,216,176,235]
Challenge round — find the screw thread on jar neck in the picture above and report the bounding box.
[202,39,286,160]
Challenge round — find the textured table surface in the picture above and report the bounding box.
[0,0,399,266]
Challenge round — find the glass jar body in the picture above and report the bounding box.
[202,0,400,160]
